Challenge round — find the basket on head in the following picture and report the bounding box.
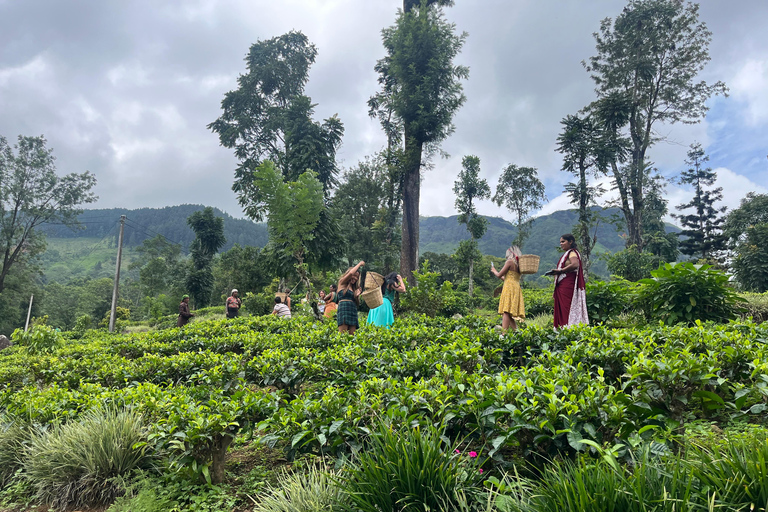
[518,254,540,275]
[361,287,383,309]
[365,271,385,290]
[275,292,288,302]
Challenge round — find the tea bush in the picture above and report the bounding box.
[585,279,636,324]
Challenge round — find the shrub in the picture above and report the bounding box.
[11,325,62,354]
[585,279,636,324]
[24,407,152,509]
[401,261,449,318]
[439,286,472,317]
[637,262,744,325]
[71,314,93,339]
[252,466,346,512]
[522,288,553,317]
[341,420,484,512]
[0,418,32,488]
[606,246,658,282]
[740,293,768,323]
[243,291,276,317]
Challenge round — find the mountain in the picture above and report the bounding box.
[420,208,681,278]
[42,205,268,252]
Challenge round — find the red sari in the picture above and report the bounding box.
[553,249,589,328]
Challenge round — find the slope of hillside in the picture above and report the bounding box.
[42,205,268,252]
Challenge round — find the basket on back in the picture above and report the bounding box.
[364,272,385,290]
[361,288,383,309]
[518,255,540,275]
[275,292,288,302]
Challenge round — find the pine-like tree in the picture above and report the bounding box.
[674,143,726,260]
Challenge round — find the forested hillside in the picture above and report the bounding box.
[41,205,268,252]
[420,208,681,278]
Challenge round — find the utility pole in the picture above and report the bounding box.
[109,215,126,333]
[24,295,34,332]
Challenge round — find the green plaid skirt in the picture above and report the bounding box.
[337,300,359,328]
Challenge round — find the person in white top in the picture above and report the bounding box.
[272,296,291,318]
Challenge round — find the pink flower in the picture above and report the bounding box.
[479,468,484,474]
[469,451,478,458]
[454,449,461,454]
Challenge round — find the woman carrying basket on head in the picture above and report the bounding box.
[337,261,364,334]
[367,272,406,328]
[492,246,525,331]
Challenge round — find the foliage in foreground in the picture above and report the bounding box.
[24,407,152,509]
[341,420,483,512]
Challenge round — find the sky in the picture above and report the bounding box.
[1,0,766,224]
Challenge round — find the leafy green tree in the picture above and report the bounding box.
[556,115,609,276]
[186,207,226,308]
[723,193,768,248]
[725,193,768,292]
[212,244,269,301]
[208,31,343,219]
[453,155,490,295]
[492,164,547,249]
[731,224,768,293]
[332,157,400,271]
[371,2,468,282]
[252,161,324,309]
[584,0,727,248]
[128,235,184,298]
[0,135,97,293]
[674,143,726,260]
[641,172,679,263]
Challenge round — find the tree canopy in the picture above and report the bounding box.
[372,2,468,282]
[585,0,727,249]
[208,31,344,221]
[0,135,97,294]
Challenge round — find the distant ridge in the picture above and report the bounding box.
[42,205,679,277]
[42,205,268,252]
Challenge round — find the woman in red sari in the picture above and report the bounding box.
[550,234,589,328]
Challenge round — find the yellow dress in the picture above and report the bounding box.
[498,270,525,320]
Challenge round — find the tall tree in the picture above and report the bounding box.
[584,0,727,249]
[492,165,547,249]
[0,135,97,293]
[186,207,226,308]
[725,193,768,292]
[252,161,325,313]
[371,1,468,283]
[332,156,400,271]
[556,114,609,276]
[208,31,344,269]
[673,143,726,260]
[641,173,679,263]
[453,155,490,295]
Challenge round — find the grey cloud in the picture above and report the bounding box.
[0,0,766,220]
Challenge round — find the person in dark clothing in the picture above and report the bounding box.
[226,289,242,318]
[177,295,194,327]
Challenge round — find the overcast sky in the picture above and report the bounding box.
[1,0,766,223]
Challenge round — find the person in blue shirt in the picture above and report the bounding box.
[367,272,406,328]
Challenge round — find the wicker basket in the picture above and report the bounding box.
[275,292,288,302]
[518,254,540,275]
[361,287,383,309]
[365,271,385,290]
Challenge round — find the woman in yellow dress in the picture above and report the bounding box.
[492,246,525,331]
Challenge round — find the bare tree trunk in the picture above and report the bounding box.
[400,136,422,285]
[210,434,234,485]
[468,258,474,296]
